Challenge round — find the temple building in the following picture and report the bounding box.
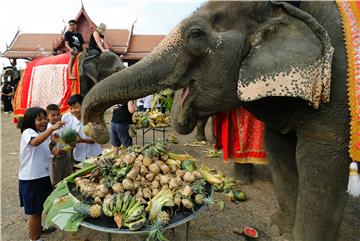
[1,4,165,66]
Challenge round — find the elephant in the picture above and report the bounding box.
[81,2,351,240]
[194,116,215,142]
[78,51,126,95]
[15,51,125,129]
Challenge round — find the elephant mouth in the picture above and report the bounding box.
[180,84,190,108]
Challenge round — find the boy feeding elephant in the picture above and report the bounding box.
[62,94,102,163]
[46,104,73,186]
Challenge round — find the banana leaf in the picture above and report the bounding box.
[52,206,84,232]
[43,181,69,215]
[150,89,174,111]
[44,195,76,228]
[63,163,97,183]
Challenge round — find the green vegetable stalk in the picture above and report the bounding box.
[146,189,174,223]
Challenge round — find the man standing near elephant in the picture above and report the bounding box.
[65,20,85,80]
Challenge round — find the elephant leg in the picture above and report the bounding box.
[292,134,348,241]
[195,118,208,141]
[209,116,216,144]
[234,163,254,184]
[265,128,298,235]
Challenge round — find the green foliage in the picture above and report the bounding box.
[43,181,70,215]
[146,189,174,223]
[181,160,197,172]
[44,195,76,228]
[150,89,174,113]
[146,220,170,241]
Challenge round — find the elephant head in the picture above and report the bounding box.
[79,51,126,95]
[82,1,333,144]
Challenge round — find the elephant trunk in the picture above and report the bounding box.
[82,30,184,143]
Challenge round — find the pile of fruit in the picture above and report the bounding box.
[132,109,171,128]
[43,141,221,234]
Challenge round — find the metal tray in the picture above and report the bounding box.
[70,183,213,234]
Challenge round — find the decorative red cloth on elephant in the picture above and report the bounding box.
[13,53,81,120]
[214,107,267,164]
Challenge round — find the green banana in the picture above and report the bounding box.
[124,201,141,218]
[121,193,131,213]
[126,217,147,231]
[115,194,123,213]
[126,206,145,222]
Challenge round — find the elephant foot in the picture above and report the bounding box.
[233,163,254,185]
[271,210,294,236]
[195,134,207,142]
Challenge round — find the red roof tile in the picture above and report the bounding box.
[5,33,61,52]
[127,34,165,53]
[106,29,130,48]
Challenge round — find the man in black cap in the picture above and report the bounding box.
[64,20,85,79]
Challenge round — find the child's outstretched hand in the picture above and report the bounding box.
[51,132,60,144]
[51,121,65,131]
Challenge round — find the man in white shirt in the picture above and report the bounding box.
[63,94,102,163]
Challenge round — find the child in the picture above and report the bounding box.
[46,104,73,186]
[19,107,64,241]
[62,94,102,163]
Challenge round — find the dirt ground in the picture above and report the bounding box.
[1,112,359,241]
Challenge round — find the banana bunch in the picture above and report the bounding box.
[102,193,147,230]
[133,110,171,129]
[143,141,168,157]
[132,112,151,128]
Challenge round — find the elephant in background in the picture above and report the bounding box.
[195,116,214,142]
[78,51,125,96]
[15,51,125,129]
[82,2,351,240]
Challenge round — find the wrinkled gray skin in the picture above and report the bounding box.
[82,2,350,240]
[195,116,214,142]
[79,51,125,95]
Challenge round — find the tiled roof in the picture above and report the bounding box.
[1,5,165,61]
[127,34,165,53]
[106,29,129,47]
[2,33,61,58]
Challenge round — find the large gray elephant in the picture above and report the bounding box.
[81,2,351,240]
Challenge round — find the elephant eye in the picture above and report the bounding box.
[189,27,202,38]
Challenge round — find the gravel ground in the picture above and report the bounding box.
[1,113,359,241]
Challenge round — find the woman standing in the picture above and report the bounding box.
[88,23,109,56]
[1,82,14,113]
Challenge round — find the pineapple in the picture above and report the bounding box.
[73,203,90,217]
[156,211,170,225]
[89,204,102,218]
[194,194,204,205]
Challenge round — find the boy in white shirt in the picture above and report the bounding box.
[46,104,73,186]
[62,94,101,163]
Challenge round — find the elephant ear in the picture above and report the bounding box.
[237,2,334,108]
[79,55,100,95]
[80,55,100,85]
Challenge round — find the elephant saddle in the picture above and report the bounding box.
[214,107,267,164]
[337,0,360,162]
[13,53,81,120]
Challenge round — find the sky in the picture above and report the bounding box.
[0,0,205,69]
